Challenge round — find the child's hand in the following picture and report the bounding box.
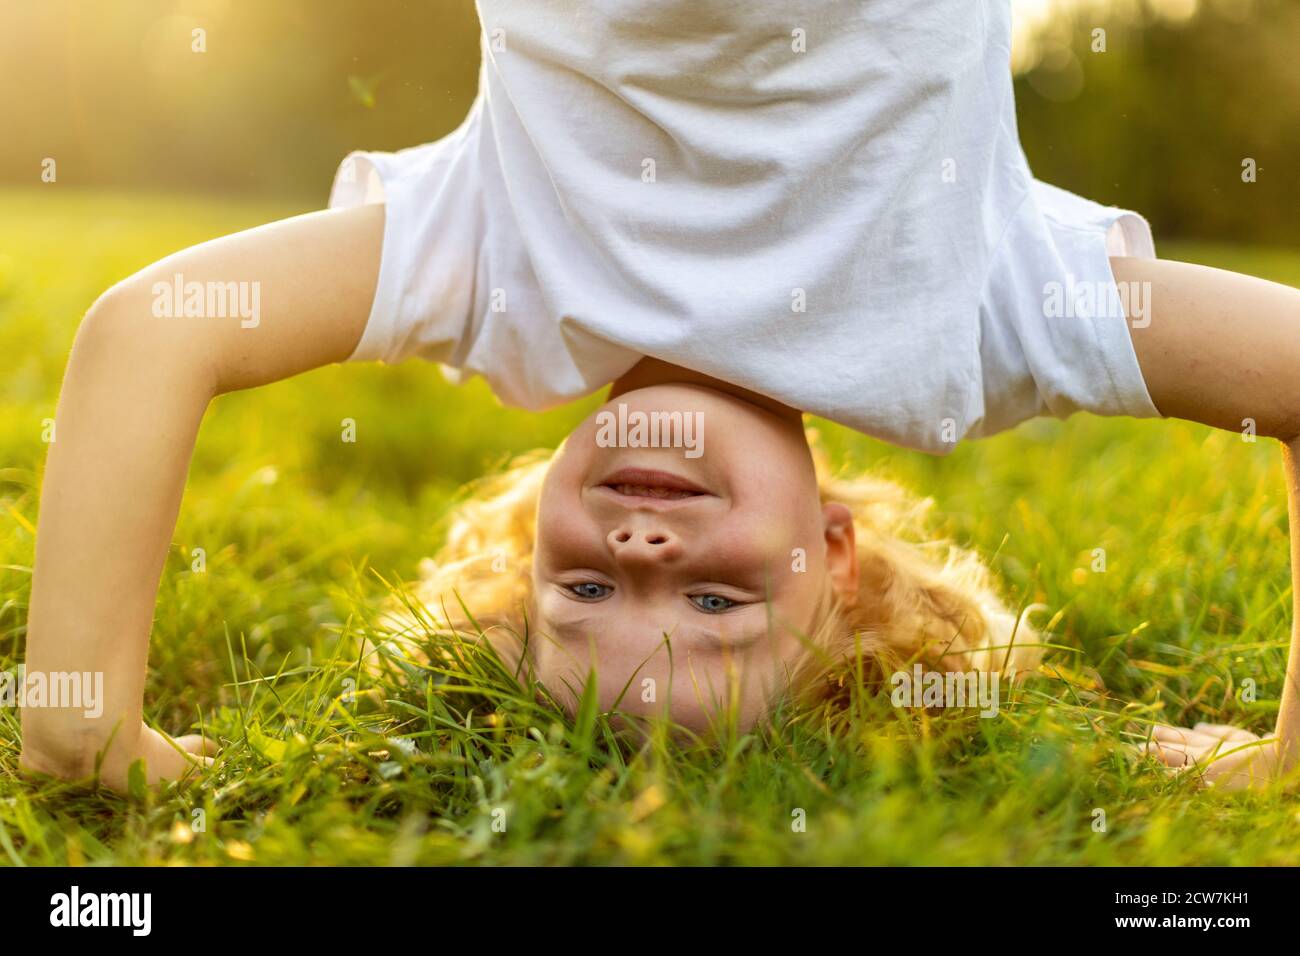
[1143,722,1281,792]
[19,723,216,794]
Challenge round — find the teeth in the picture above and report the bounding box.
[611,483,695,499]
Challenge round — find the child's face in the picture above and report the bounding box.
[532,383,857,733]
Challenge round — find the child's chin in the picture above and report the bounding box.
[592,708,756,745]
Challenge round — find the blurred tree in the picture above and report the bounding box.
[1014,0,1299,244]
[0,0,481,197]
[0,0,1295,244]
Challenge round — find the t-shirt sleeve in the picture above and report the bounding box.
[327,133,485,368]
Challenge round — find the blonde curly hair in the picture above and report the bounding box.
[382,435,1043,708]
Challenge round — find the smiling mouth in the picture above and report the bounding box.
[605,483,698,500]
[598,468,709,500]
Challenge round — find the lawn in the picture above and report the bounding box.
[3,187,1300,866]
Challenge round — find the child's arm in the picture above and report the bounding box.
[1114,255,1300,788]
[19,203,384,791]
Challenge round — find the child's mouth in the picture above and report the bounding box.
[598,468,709,500]
[604,483,699,500]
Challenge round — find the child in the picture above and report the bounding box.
[19,1,1300,793]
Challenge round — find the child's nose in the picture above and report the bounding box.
[607,526,682,563]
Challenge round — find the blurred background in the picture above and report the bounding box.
[1,0,1296,244]
[2,1,1299,867]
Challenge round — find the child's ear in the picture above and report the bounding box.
[822,502,859,607]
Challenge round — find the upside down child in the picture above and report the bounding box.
[19,0,1300,793]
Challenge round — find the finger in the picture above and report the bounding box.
[168,753,214,781]
[1151,725,1218,748]
[1142,739,1199,769]
[1161,726,1242,759]
[1192,722,1257,743]
[1200,755,1262,792]
[174,734,220,757]
[1205,771,1255,792]
[1150,724,1191,744]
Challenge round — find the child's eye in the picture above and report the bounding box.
[568,582,612,600]
[690,594,736,613]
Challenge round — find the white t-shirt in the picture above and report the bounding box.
[330,0,1161,453]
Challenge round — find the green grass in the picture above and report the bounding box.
[3,187,1300,865]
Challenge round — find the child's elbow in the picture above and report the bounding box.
[71,276,218,397]
[75,277,160,363]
